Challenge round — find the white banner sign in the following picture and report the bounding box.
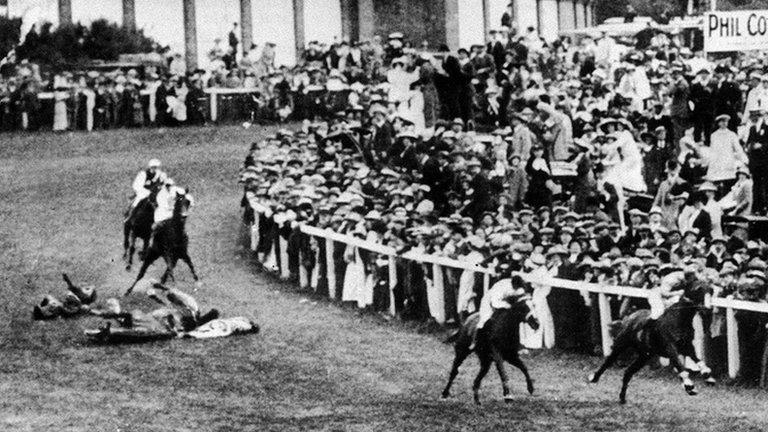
[704,10,768,52]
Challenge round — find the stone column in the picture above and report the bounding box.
[358,0,374,42]
[59,0,72,26]
[240,0,253,56]
[293,0,305,62]
[340,0,359,42]
[183,0,198,71]
[444,0,460,50]
[123,0,136,31]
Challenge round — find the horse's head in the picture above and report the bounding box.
[173,188,192,219]
[514,294,539,331]
[682,280,713,310]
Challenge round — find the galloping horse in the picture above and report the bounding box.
[126,189,199,295]
[123,189,158,271]
[441,293,539,405]
[588,282,714,404]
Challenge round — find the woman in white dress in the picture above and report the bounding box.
[519,255,555,349]
[52,89,69,132]
[604,128,647,193]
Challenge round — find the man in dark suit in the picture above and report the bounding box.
[368,105,394,163]
[689,68,716,144]
[713,65,743,132]
[154,77,176,126]
[462,158,492,223]
[668,65,690,144]
[421,150,453,213]
[690,191,713,239]
[746,109,768,214]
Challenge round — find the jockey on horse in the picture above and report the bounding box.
[468,265,531,351]
[127,159,167,221]
[647,261,714,379]
[154,177,194,227]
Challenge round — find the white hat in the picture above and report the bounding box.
[148,159,162,168]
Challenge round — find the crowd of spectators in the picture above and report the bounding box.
[240,24,768,385]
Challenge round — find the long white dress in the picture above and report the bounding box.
[342,245,366,305]
[397,90,425,134]
[520,266,555,349]
[52,91,68,131]
[457,250,484,315]
[605,130,647,193]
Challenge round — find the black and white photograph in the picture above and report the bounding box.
[2,0,768,430]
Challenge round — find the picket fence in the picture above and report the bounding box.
[246,201,768,380]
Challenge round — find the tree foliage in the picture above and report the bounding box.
[0,16,21,59]
[7,18,165,70]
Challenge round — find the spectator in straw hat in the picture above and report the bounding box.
[722,165,753,217]
[706,113,748,195]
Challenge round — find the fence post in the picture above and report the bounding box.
[692,312,705,363]
[431,263,445,324]
[483,273,490,295]
[250,212,260,251]
[298,248,308,289]
[726,306,739,379]
[325,238,336,300]
[279,235,290,280]
[598,293,613,356]
[388,255,397,317]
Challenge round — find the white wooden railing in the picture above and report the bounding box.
[246,199,768,380]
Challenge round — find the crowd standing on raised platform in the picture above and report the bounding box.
[239,24,768,386]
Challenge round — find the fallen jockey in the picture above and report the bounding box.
[85,280,257,343]
[469,267,531,351]
[32,273,97,320]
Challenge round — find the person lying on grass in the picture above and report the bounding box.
[32,273,97,320]
[85,280,259,343]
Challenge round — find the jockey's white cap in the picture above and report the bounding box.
[165,177,175,185]
[148,158,162,168]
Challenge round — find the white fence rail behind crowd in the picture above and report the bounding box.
[246,203,768,379]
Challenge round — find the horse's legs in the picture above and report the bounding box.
[507,355,535,395]
[662,339,698,396]
[180,252,199,281]
[441,347,471,399]
[679,341,716,385]
[139,236,149,261]
[122,223,130,259]
[472,356,493,406]
[160,255,176,284]
[126,233,137,271]
[126,249,160,295]
[589,339,627,383]
[619,353,650,404]
[489,349,512,400]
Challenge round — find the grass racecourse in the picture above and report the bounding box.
[1,125,767,432]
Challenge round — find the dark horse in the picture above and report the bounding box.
[126,189,199,295]
[441,294,540,405]
[123,189,158,271]
[588,283,714,404]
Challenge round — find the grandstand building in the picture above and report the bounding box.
[16,0,595,69]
